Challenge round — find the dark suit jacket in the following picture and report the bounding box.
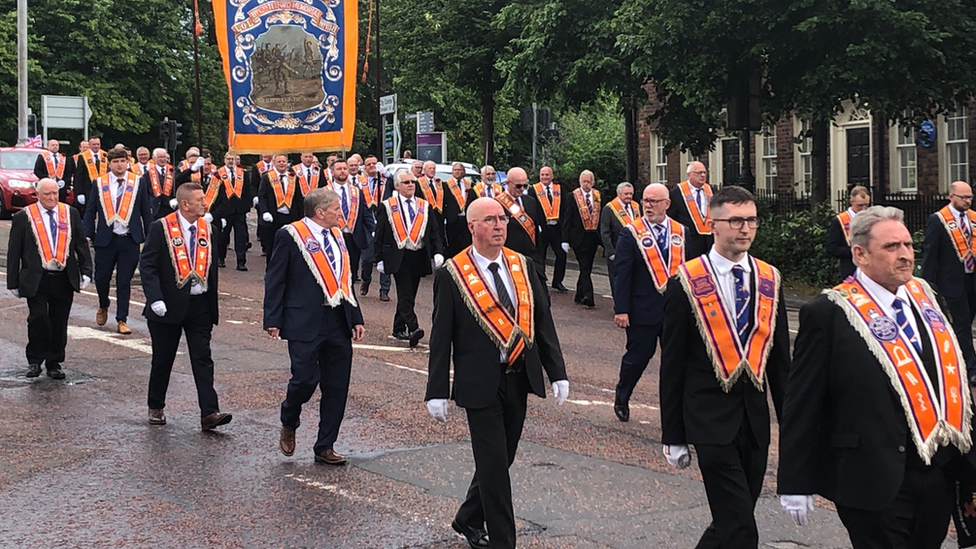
[71,151,107,204]
[34,153,70,203]
[6,207,92,297]
[263,225,364,341]
[257,171,305,226]
[599,203,632,259]
[373,198,443,274]
[825,215,855,280]
[526,183,568,230]
[83,175,154,247]
[501,194,545,272]
[922,212,973,299]
[212,169,253,217]
[667,184,714,258]
[659,268,791,446]
[441,179,468,224]
[425,258,567,409]
[139,217,219,325]
[777,291,976,511]
[250,164,269,210]
[141,166,178,219]
[612,227,689,326]
[562,191,601,249]
[332,185,376,251]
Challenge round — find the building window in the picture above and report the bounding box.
[760,129,777,191]
[797,119,813,194]
[896,124,917,192]
[946,104,968,185]
[653,133,667,184]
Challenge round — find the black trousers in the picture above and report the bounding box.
[573,232,599,303]
[261,221,286,267]
[445,217,472,257]
[147,296,219,417]
[456,367,530,549]
[392,250,426,334]
[219,212,249,265]
[615,323,662,405]
[693,416,766,549]
[947,274,976,378]
[538,223,566,286]
[836,465,953,549]
[26,270,74,367]
[342,232,362,282]
[359,241,392,292]
[94,233,140,322]
[281,306,353,454]
[606,256,616,300]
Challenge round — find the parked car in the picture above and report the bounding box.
[0,147,41,219]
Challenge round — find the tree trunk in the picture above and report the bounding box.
[811,118,829,204]
[481,92,495,166]
[625,108,638,185]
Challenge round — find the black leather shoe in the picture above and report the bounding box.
[360,281,370,296]
[47,364,65,380]
[582,299,596,308]
[408,328,425,348]
[393,331,411,341]
[552,282,569,293]
[614,401,629,422]
[218,259,227,268]
[451,519,490,549]
[25,363,41,378]
[236,264,248,271]
[379,290,390,302]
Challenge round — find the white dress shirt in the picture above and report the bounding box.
[472,247,516,362]
[855,269,921,344]
[707,247,752,314]
[275,171,291,214]
[305,217,343,281]
[177,211,206,295]
[108,175,131,235]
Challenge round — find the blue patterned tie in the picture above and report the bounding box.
[654,224,667,252]
[340,186,349,218]
[892,298,922,354]
[406,198,415,224]
[323,229,338,273]
[695,188,703,212]
[47,210,57,242]
[962,215,975,272]
[731,266,750,345]
[188,225,197,260]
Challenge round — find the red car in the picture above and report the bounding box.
[0,147,41,219]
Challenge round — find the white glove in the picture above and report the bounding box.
[191,157,205,171]
[780,495,815,526]
[245,212,250,220]
[203,212,213,223]
[426,399,448,422]
[150,300,167,316]
[76,194,85,205]
[9,288,19,298]
[221,218,227,229]
[252,196,259,207]
[377,261,385,274]
[561,242,570,253]
[262,212,273,223]
[169,198,178,210]
[433,253,444,268]
[81,275,91,290]
[551,380,569,405]
[663,444,691,469]
[57,179,65,189]
[609,254,615,261]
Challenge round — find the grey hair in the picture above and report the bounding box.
[394,170,415,185]
[849,205,905,248]
[304,188,339,218]
[686,161,705,175]
[481,164,495,177]
[616,182,634,194]
[579,169,595,181]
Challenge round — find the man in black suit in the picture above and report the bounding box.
[33,140,69,203]
[264,188,365,464]
[667,160,714,258]
[83,147,153,335]
[561,169,602,307]
[600,182,639,301]
[258,154,304,267]
[251,154,274,257]
[443,162,472,257]
[72,136,107,218]
[358,155,392,299]
[326,159,374,284]
[495,167,545,277]
[779,205,975,548]
[140,181,232,431]
[922,180,976,382]
[426,197,569,549]
[7,179,92,379]
[373,171,444,347]
[660,185,790,548]
[143,148,178,220]
[63,140,88,205]
[826,185,870,281]
[213,152,252,271]
[527,166,569,293]
[612,183,685,422]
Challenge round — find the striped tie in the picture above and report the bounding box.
[731,266,750,345]
[892,298,922,354]
[962,215,975,272]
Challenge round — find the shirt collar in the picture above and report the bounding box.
[856,269,911,311]
[950,205,968,221]
[304,217,329,235]
[176,211,195,232]
[707,246,751,276]
[846,207,857,217]
[471,247,504,271]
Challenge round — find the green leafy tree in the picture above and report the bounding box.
[545,94,626,193]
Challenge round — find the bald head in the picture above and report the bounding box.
[644,183,671,224]
[950,181,974,211]
[686,161,707,188]
[506,167,528,198]
[36,178,60,209]
[468,197,502,221]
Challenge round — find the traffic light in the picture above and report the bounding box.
[159,119,171,147]
[27,113,37,136]
[169,120,183,151]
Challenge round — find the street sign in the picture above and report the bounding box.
[417,111,434,133]
[41,95,91,141]
[379,94,397,116]
[416,132,446,164]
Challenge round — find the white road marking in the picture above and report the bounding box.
[225,320,244,324]
[67,326,154,355]
[356,343,428,353]
[78,290,146,308]
[566,398,659,411]
[285,474,433,524]
[383,361,429,375]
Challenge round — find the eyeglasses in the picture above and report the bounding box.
[478,215,510,225]
[713,217,760,229]
[952,193,974,200]
[514,184,527,189]
[690,170,708,175]
[642,198,668,205]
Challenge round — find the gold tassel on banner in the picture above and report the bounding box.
[361,0,374,83]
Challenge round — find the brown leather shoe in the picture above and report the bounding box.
[279,426,296,456]
[117,321,132,335]
[314,447,347,465]
[201,412,232,431]
[96,307,108,326]
[148,408,166,425]
[379,290,390,302]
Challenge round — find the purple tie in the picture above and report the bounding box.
[963,215,975,272]
[48,210,58,241]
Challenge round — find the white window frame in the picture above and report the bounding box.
[758,128,777,191]
[945,104,968,186]
[892,119,917,192]
[652,132,667,184]
[795,117,813,194]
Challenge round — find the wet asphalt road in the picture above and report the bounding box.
[0,219,957,548]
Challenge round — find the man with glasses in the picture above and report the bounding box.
[922,180,976,382]
[468,165,504,202]
[562,170,602,308]
[660,185,790,548]
[826,185,871,280]
[611,183,684,422]
[495,167,546,281]
[600,182,640,301]
[668,161,714,258]
[528,166,569,293]
[373,171,444,347]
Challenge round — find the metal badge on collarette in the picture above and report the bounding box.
[868,316,899,342]
[305,237,321,253]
